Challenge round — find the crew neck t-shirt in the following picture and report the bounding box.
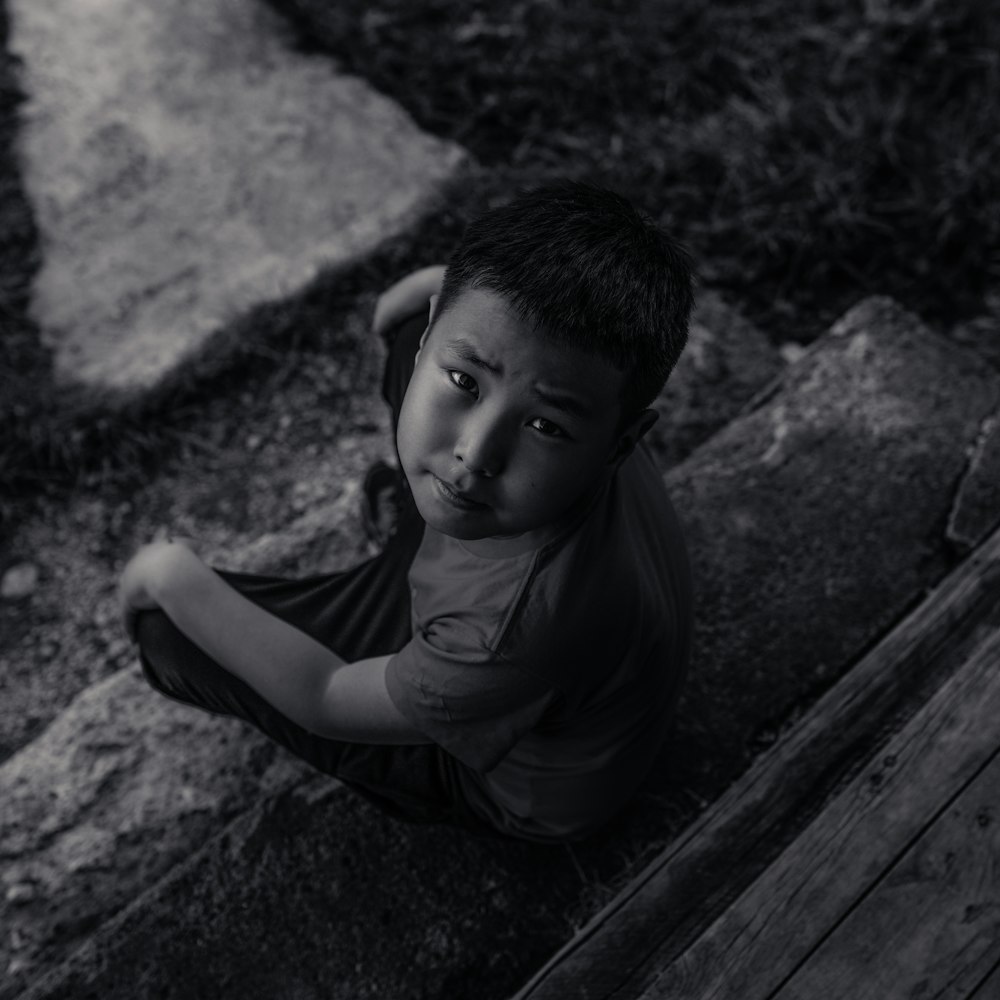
[385,442,693,842]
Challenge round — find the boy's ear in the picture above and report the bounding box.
[414,327,429,365]
[413,295,438,364]
[609,408,658,469]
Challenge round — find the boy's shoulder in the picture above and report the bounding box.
[508,444,690,654]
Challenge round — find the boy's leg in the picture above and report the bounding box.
[138,621,474,829]
[135,514,484,830]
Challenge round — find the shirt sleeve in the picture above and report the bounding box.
[385,627,556,773]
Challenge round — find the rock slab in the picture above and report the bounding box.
[663,296,998,790]
[8,0,465,392]
[0,667,317,988]
[647,291,784,468]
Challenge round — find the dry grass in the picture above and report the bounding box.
[274,0,999,328]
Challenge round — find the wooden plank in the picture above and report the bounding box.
[637,625,1000,999]
[512,525,1000,1000]
[776,749,1000,1000]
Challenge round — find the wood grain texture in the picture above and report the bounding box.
[513,527,1000,1000]
[638,625,1000,1000]
[776,749,1000,1000]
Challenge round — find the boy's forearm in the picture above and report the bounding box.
[373,265,446,336]
[150,546,345,732]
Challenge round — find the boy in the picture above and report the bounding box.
[120,181,694,843]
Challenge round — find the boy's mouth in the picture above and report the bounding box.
[432,475,488,511]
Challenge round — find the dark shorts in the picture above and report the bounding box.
[136,311,500,837]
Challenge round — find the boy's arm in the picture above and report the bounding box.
[373,265,446,337]
[120,542,429,745]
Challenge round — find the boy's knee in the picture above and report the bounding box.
[135,608,195,696]
[136,607,177,658]
[134,610,243,720]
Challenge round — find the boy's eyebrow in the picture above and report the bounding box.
[532,385,594,419]
[446,337,594,419]
[447,338,503,376]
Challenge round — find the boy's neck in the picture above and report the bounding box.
[458,527,555,559]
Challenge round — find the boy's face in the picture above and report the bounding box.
[396,288,655,551]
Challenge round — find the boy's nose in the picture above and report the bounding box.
[454,409,507,477]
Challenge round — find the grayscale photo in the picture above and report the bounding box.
[1,0,998,997]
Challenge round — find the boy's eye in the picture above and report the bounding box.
[448,370,478,394]
[529,417,565,438]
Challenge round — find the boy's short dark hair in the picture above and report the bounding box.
[435,181,695,422]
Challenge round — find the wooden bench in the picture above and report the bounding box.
[513,525,1000,999]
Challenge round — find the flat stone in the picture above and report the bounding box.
[8,0,464,393]
[12,299,999,999]
[646,290,785,469]
[0,668,317,992]
[664,295,998,789]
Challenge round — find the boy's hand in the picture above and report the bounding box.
[373,265,446,337]
[118,540,201,642]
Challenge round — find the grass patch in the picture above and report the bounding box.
[2,0,998,519]
[274,0,999,328]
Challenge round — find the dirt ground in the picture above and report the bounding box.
[0,303,392,763]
